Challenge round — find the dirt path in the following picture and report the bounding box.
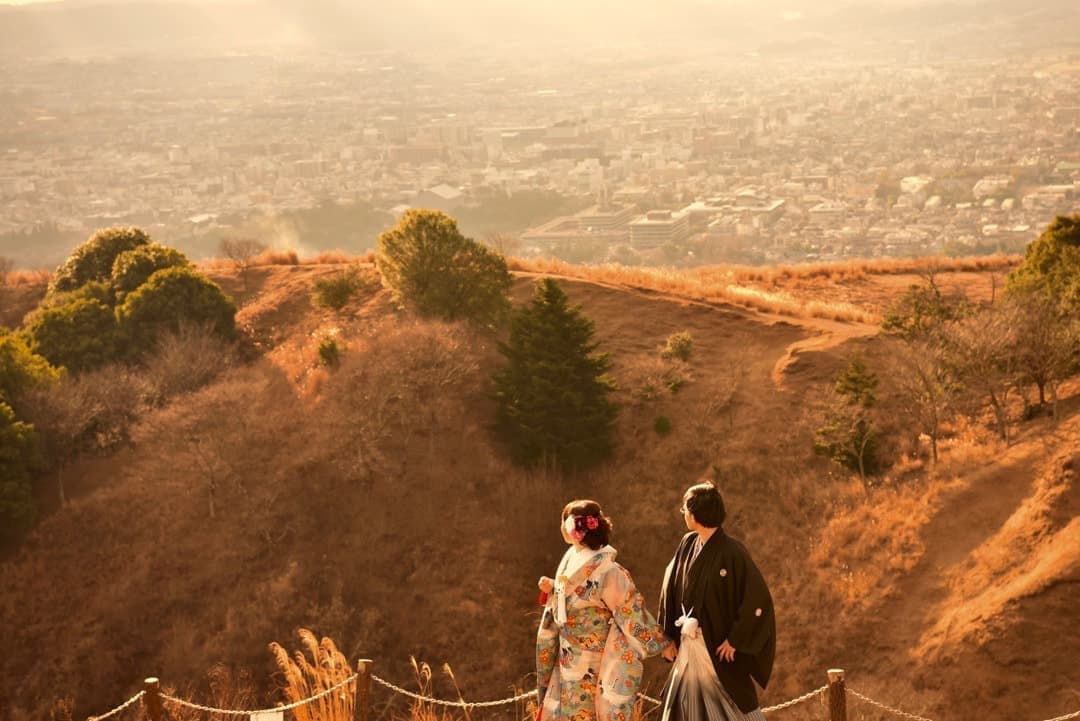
[857,415,1079,680]
[511,269,879,391]
[769,320,878,391]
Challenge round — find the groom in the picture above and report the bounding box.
[657,481,776,720]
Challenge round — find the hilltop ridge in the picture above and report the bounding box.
[0,256,1076,721]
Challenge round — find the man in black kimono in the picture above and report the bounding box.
[657,482,776,721]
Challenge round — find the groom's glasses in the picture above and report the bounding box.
[679,505,689,514]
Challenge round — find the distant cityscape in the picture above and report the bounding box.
[2,47,1079,269]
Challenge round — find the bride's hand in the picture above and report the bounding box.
[538,576,555,594]
[661,643,678,662]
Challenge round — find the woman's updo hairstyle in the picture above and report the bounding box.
[561,499,613,550]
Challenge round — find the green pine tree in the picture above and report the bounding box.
[493,279,618,472]
[814,354,880,479]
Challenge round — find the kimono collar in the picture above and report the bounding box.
[558,545,616,586]
[683,530,724,596]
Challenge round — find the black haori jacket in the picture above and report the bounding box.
[658,530,777,713]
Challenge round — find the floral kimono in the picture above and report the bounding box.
[537,546,671,721]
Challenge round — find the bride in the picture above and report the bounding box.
[535,499,674,721]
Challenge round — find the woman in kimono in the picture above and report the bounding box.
[536,500,675,721]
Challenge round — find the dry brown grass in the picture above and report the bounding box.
[254,248,301,266]
[271,629,356,721]
[917,447,1080,658]
[812,475,962,611]
[729,254,1020,284]
[509,258,877,323]
[302,250,377,265]
[1,267,52,286]
[509,255,1022,325]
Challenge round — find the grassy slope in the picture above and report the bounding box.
[0,258,1075,721]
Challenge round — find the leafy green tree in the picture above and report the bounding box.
[117,266,236,352]
[111,243,191,299]
[23,296,119,372]
[881,282,969,340]
[814,354,881,478]
[0,329,60,404]
[49,226,151,294]
[1007,214,1080,315]
[376,209,511,327]
[1006,291,1078,420]
[0,400,39,545]
[493,279,618,471]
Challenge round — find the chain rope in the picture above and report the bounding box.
[84,676,1080,721]
[161,672,358,716]
[1041,712,1080,721]
[86,691,145,721]
[762,684,829,713]
[370,674,537,708]
[637,692,663,706]
[848,688,936,721]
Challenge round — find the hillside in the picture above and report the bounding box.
[0,259,1077,721]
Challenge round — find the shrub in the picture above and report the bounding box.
[0,329,60,404]
[0,400,39,545]
[661,330,694,361]
[376,209,511,327]
[23,295,119,372]
[653,415,672,435]
[254,248,300,266]
[111,243,191,298]
[318,336,341,367]
[118,266,236,352]
[139,323,237,405]
[313,268,369,311]
[1007,214,1080,315]
[50,226,151,294]
[493,278,618,471]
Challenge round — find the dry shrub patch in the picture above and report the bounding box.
[812,476,960,611]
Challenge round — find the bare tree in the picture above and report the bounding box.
[19,367,143,505]
[484,232,522,258]
[1010,293,1079,421]
[0,256,14,285]
[888,339,957,465]
[219,237,267,290]
[710,346,751,431]
[942,304,1023,444]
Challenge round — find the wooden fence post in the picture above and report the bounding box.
[827,669,847,721]
[354,659,373,721]
[143,678,163,721]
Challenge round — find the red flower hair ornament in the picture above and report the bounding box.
[564,514,602,542]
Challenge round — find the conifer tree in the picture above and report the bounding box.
[493,279,618,471]
[814,354,880,479]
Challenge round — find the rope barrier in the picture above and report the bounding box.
[849,688,936,721]
[762,684,829,713]
[637,692,663,706]
[82,675,1080,721]
[161,672,358,716]
[86,691,145,721]
[371,674,537,708]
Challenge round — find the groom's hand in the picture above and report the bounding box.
[661,643,678,662]
[715,640,736,662]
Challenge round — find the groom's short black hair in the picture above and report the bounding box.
[684,482,726,528]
